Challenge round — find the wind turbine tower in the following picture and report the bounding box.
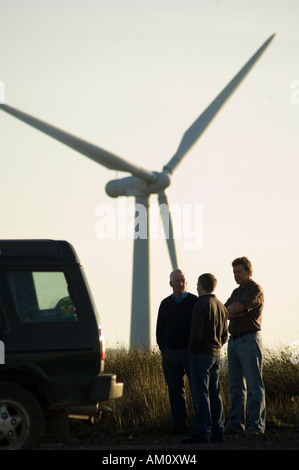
[0,35,275,348]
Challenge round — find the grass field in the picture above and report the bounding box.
[104,346,299,435]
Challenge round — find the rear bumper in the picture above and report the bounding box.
[90,373,123,402]
[67,374,123,418]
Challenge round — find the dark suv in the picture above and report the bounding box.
[0,239,123,449]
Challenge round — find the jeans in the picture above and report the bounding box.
[190,353,225,440]
[161,347,191,428]
[227,332,266,433]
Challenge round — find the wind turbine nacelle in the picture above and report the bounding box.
[105,172,171,197]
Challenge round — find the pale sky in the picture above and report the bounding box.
[0,0,298,349]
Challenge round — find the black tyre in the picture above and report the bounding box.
[0,382,44,450]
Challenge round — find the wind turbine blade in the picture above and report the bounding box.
[158,191,180,270]
[0,103,156,184]
[164,34,275,174]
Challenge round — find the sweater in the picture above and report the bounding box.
[156,293,199,350]
[189,294,228,356]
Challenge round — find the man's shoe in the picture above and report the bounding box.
[182,435,209,444]
[246,429,265,438]
[224,427,244,437]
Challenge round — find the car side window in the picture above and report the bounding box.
[6,271,78,323]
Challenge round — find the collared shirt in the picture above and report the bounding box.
[172,291,189,304]
[225,280,264,337]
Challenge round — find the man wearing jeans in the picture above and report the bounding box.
[183,273,228,444]
[225,257,266,436]
[156,269,198,434]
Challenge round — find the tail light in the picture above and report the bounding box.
[99,326,106,361]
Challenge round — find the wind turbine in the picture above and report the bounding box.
[0,34,275,348]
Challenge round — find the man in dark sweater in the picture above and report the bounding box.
[183,273,228,444]
[156,269,198,434]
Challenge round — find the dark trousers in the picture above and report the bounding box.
[161,347,191,428]
[190,353,225,440]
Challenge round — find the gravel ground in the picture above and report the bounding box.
[39,424,299,451]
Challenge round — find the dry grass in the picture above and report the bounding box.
[104,346,299,435]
